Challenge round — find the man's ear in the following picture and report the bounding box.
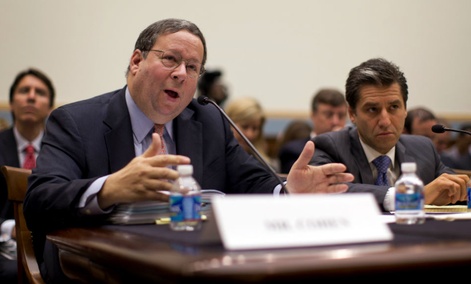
[129,50,144,75]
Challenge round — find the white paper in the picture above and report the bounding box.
[211,193,393,250]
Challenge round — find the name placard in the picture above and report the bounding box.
[211,193,392,250]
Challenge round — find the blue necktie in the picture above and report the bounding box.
[372,155,391,186]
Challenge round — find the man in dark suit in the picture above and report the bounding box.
[0,68,55,283]
[23,18,354,283]
[278,88,348,173]
[311,58,469,211]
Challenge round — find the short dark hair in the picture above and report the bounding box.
[311,88,346,113]
[126,18,207,76]
[345,58,408,110]
[9,67,55,108]
[404,107,436,133]
[198,70,222,97]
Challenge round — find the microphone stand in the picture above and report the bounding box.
[197,96,289,193]
[432,124,471,136]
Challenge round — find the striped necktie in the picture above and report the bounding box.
[154,124,167,155]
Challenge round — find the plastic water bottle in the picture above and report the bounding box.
[467,179,471,210]
[394,162,425,224]
[169,165,202,231]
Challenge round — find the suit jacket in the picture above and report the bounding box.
[311,126,453,210]
[23,86,279,280]
[0,128,20,280]
[278,137,310,174]
[0,128,20,226]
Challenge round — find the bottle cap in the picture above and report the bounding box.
[177,164,193,175]
[401,162,416,172]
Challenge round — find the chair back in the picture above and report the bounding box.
[1,165,45,284]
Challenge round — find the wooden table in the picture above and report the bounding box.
[47,217,471,283]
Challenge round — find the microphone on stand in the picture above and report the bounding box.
[197,96,289,194]
[432,124,471,136]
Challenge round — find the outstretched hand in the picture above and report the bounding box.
[286,140,354,194]
[98,133,191,209]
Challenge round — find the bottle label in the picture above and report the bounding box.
[395,192,423,210]
[468,186,471,209]
[169,194,202,222]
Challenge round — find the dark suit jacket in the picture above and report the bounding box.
[311,126,453,211]
[23,87,279,281]
[0,128,20,281]
[278,137,310,174]
[0,128,20,226]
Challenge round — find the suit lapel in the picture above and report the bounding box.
[174,108,204,182]
[350,129,375,184]
[0,128,21,167]
[395,137,416,166]
[103,88,135,173]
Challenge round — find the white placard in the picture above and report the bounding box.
[211,193,393,250]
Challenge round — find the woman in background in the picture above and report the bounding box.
[224,97,279,172]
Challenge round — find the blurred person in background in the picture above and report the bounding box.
[197,69,229,107]
[440,123,471,170]
[403,107,456,159]
[275,119,312,166]
[433,116,453,156]
[0,67,55,283]
[403,106,437,140]
[225,96,279,172]
[278,88,347,173]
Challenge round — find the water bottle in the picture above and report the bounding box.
[169,165,202,231]
[467,179,471,210]
[394,162,425,224]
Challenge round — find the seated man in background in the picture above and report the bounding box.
[433,116,453,156]
[311,57,468,211]
[403,106,437,140]
[278,88,347,173]
[403,106,455,162]
[0,68,55,283]
[441,123,471,170]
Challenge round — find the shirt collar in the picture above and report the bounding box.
[13,127,43,152]
[125,87,173,143]
[359,137,396,168]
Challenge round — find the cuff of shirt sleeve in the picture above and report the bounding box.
[1,219,15,241]
[273,182,289,195]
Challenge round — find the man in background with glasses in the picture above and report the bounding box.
[23,18,353,283]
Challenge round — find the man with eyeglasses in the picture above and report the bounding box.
[278,88,348,173]
[23,18,353,283]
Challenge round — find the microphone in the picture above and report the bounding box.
[197,96,289,193]
[432,124,471,136]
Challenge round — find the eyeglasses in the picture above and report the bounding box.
[146,49,205,79]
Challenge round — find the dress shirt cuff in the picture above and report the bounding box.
[0,219,15,242]
[273,182,288,195]
[79,176,114,215]
[383,187,395,212]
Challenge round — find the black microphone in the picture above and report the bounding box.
[197,96,289,193]
[432,124,471,136]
